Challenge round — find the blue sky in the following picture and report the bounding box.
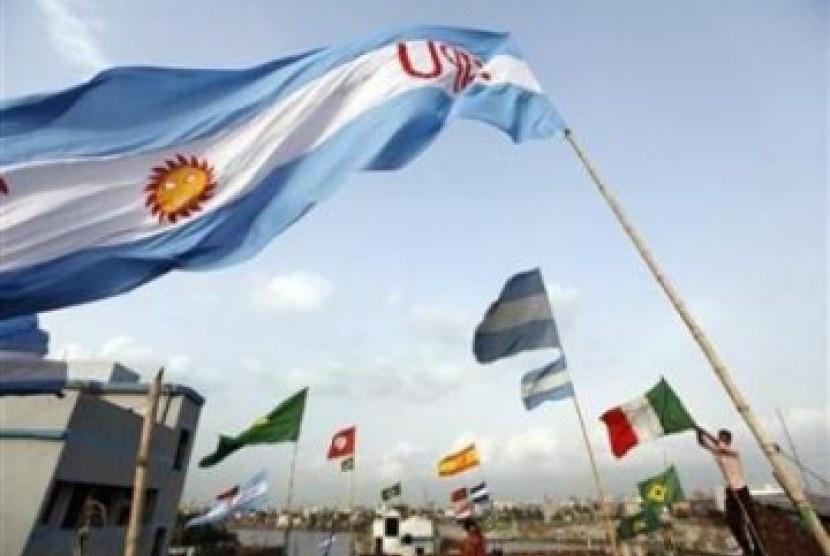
[2,0,826,507]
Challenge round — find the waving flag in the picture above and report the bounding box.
[473,268,561,363]
[186,471,268,528]
[616,506,662,540]
[520,355,573,410]
[381,482,402,501]
[638,465,685,509]
[438,444,480,477]
[469,482,490,504]
[200,387,307,467]
[327,425,356,459]
[0,26,565,318]
[600,379,695,458]
[0,315,49,357]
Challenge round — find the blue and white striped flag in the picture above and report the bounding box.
[470,481,490,503]
[521,355,574,410]
[0,26,566,318]
[186,470,268,528]
[473,268,561,363]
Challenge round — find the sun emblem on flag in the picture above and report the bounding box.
[334,435,348,450]
[145,154,216,223]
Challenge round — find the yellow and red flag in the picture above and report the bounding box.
[437,444,480,477]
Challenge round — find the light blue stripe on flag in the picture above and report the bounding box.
[521,356,574,410]
[473,268,561,363]
[0,26,566,318]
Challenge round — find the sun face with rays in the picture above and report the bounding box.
[145,155,216,223]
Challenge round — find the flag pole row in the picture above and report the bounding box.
[562,128,830,554]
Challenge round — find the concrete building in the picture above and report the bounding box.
[0,359,203,556]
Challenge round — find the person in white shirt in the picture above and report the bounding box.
[696,426,764,556]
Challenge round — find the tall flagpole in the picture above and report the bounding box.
[348,457,356,556]
[569,392,620,556]
[563,129,830,554]
[123,369,163,556]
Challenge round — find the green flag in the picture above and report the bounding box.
[381,482,401,501]
[638,465,686,509]
[341,456,355,472]
[200,387,308,467]
[617,506,662,540]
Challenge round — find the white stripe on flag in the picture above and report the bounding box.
[475,293,553,333]
[620,396,663,443]
[1,44,540,273]
[522,368,571,399]
[470,483,489,502]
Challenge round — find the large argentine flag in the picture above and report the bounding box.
[0,26,566,318]
[473,268,562,363]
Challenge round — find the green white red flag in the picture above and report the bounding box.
[600,378,694,458]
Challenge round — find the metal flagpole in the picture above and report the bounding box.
[123,369,163,556]
[569,393,620,556]
[348,457,356,556]
[563,129,830,554]
[284,440,301,556]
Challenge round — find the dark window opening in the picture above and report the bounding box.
[384,517,399,537]
[58,483,157,529]
[151,527,167,556]
[173,428,191,471]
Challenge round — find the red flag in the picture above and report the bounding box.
[216,485,239,501]
[327,425,356,459]
[450,487,468,503]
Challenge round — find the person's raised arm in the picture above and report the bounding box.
[695,424,718,452]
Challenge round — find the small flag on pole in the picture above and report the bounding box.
[600,379,695,458]
[473,269,561,363]
[450,487,468,503]
[437,444,480,477]
[381,482,402,501]
[450,488,472,518]
[327,425,356,459]
[521,355,574,410]
[199,387,308,467]
[469,482,490,504]
[186,471,269,527]
[638,465,685,509]
[616,506,662,540]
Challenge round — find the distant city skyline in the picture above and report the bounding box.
[2,0,826,506]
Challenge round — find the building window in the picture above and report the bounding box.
[173,429,191,471]
[57,483,156,528]
[151,527,167,556]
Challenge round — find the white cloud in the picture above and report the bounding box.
[251,272,333,312]
[407,305,473,346]
[50,335,192,381]
[502,428,563,465]
[35,0,109,72]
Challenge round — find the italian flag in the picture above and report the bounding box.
[600,378,695,458]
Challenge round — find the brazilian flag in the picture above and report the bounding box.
[638,465,685,509]
[200,387,308,467]
[617,506,662,540]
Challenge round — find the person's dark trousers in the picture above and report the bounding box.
[725,487,763,555]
